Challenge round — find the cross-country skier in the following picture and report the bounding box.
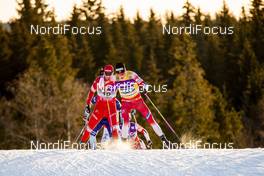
[100,107,153,149]
[120,109,152,149]
[115,63,170,147]
[123,121,151,149]
[87,96,153,149]
[80,64,119,145]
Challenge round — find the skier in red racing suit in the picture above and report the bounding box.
[115,63,170,146]
[80,65,119,144]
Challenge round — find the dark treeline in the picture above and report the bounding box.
[0,0,263,149]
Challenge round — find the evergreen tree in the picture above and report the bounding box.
[243,63,264,146]
[109,8,127,63]
[215,1,240,107]
[213,88,243,146]
[82,0,104,21]
[7,0,52,87]
[74,36,95,82]
[182,0,195,24]
[169,35,219,142]
[193,8,208,72]
[0,25,12,95]
[254,95,264,147]
[250,0,264,63]
[0,0,263,148]
[142,9,165,76]
[68,5,95,81]
[118,8,143,71]
[133,12,146,72]
[89,3,112,67]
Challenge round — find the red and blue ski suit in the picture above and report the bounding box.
[80,76,119,143]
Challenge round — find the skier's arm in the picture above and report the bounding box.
[86,90,95,105]
[83,78,98,120]
[132,72,148,93]
[132,72,145,86]
[86,78,98,105]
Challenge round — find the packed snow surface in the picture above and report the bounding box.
[0,149,263,176]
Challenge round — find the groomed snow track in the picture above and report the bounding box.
[0,149,263,176]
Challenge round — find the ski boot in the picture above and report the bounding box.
[160,135,171,149]
[146,140,153,149]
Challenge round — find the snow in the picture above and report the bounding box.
[0,149,263,176]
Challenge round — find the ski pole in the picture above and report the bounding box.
[131,109,137,124]
[144,94,181,141]
[75,118,88,143]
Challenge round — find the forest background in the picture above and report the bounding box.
[0,0,263,148]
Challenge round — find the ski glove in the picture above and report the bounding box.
[83,105,91,121]
[146,140,152,149]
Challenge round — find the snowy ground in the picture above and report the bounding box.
[0,149,263,176]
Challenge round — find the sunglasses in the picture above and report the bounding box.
[116,68,125,74]
[104,71,113,76]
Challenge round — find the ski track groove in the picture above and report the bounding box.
[0,149,263,176]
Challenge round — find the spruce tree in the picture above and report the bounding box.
[250,0,264,63]
[213,88,243,146]
[0,25,12,95]
[169,35,219,142]
[182,0,195,24]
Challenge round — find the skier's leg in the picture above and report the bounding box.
[89,133,97,150]
[80,130,90,143]
[121,101,132,139]
[88,117,108,149]
[101,120,111,144]
[135,98,163,137]
[103,118,112,138]
[136,100,171,147]
[139,139,147,150]
[110,115,119,140]
[80,112,100,143]
[109,100,119,140]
